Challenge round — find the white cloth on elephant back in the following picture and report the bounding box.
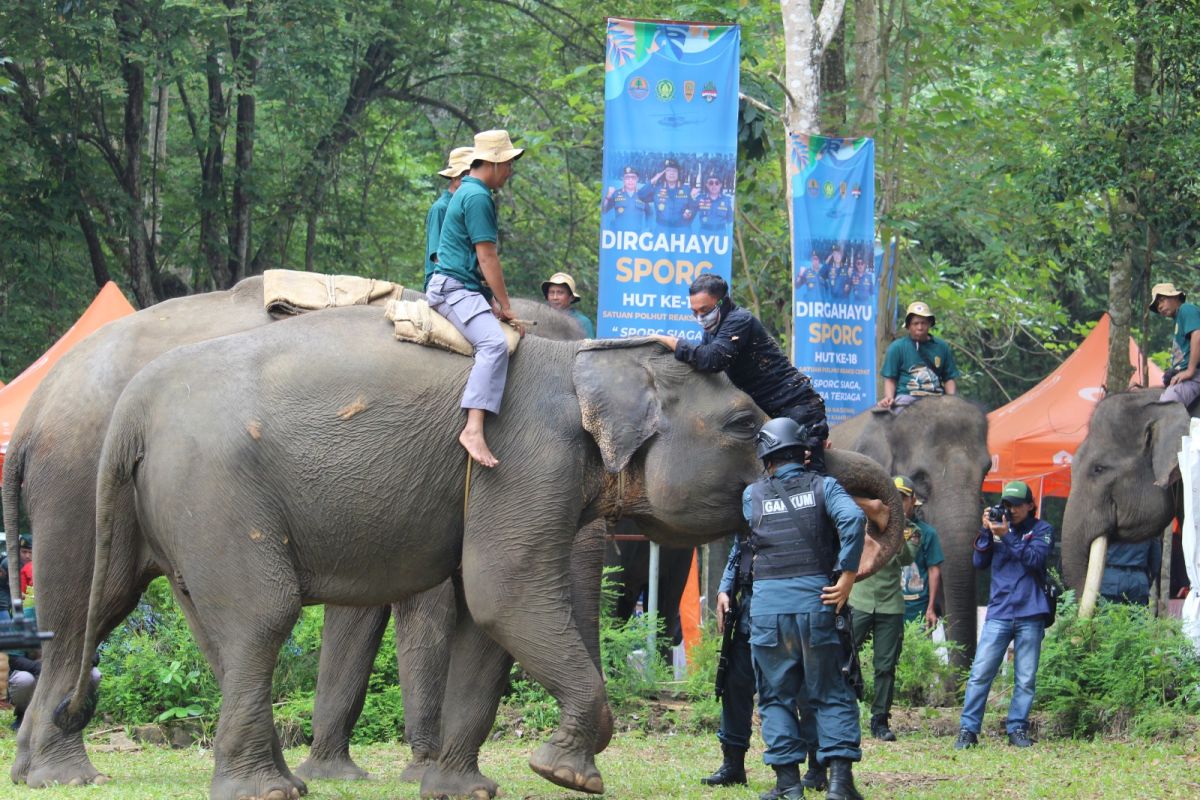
[386,298,520,357]
[263,269,402,316]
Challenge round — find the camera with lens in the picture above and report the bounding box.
[986,503,1011,524]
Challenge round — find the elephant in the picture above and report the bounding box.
[0,273,580,789]
[57,306,902,800]
[1060,390,1190,612]
[830,394,991,662]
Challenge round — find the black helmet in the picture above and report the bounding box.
[755,418,810,462]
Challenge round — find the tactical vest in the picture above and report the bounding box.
[748,471,833,580]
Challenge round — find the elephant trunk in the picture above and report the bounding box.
[2,439,26,617]
[1060,486,1111,595]
[1077,536,1108,618]
[824,449,905,577]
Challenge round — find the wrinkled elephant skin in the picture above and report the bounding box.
[63,314,764,800]
[830,395,990,663]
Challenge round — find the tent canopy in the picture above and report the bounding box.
[984,314,1162,503]
[0,282,135,475]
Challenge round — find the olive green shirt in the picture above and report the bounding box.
[848,538,917,615]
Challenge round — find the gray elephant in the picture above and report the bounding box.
[830,395,991,661]
[58,307,902,800]
[1061,390,1189,610]
[1,274,579,789]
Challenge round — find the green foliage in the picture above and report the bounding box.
[1037,596,1200,737]
[858,618,964,708]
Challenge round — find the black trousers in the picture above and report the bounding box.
[717,606,756,750]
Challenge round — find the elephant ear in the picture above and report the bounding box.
[854,410,895,472]
[1147,399,1191,487]
[573,340,662,473]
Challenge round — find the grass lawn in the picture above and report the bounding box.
[1,726,1198,799]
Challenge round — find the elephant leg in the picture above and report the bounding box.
[294,604,390,781]
[170,584,308,797]
[419,587,512,800]
[16,504,148,788]
[570,519,612,753]
[395,580,457,782]
[461,524,606,796]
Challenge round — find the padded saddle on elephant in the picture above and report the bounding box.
[384,299,521,358]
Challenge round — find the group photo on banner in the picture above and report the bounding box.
[597,19,741,340]
[788,134,878,423]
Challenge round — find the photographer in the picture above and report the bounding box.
[954,481,1053,750]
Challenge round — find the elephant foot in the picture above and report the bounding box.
[24,758,108,789]
[529,740,604,795]
[293,754,371,781]
[400,752,438,783]
[419,763,499,799]
[594,703,614,754]
[211,771,304,800]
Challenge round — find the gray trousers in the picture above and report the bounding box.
[9,668,101,712]
[1161,374,1200,406]
[427,274,509,415]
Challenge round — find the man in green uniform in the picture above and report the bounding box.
[878,301,960,410]
[895,476,945,627]
[424,146,474,290]
[1150,282,1200,406]
[428,129,524,468]
[848,485,917,742]
[637,157,695,229]
[541,271,595,338]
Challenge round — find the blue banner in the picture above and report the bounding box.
[597,19,740,340]
[788,134,877,423]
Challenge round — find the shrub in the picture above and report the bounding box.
[858,617,963,709]
[1036,595,1200,738]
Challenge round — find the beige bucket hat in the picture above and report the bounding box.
[437,147,474,178]
[1149,282,1186,312]
[541,271,581,303]
[472,129,524,164]
[904,300,935,327]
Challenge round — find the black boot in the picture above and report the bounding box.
[800,751,827,790]
[826,758,863,800]
[759,763,804,800]
[870,714,896,742]
[701,744,747,787]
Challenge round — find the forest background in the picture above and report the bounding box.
[1,0,1199,410]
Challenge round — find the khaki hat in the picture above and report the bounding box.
[437,146,474,178]
[1149,282,1186,312]
[472,129,524,164]
[904,301,935,327]
[893,475,923,506]
[541,271,581,303]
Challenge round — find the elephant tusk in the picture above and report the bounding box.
[1078,536,1108,619]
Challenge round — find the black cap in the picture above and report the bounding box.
[622,165,638,176]
[663,158,680,169]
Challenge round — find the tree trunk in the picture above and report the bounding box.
[227,0,259,283]
[779,0,847,134]
[820,17,846,132]
[197,47,231,288]
[1106,225,1135,391]
[851,0,881,131]
[115,0,158,308]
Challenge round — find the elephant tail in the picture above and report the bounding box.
[55,411,143,734]
[2,438,26,616]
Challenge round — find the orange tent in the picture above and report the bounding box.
[0,282,136,477]
[983,314,1162,504]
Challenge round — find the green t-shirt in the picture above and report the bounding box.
[881,335,961,396]
[568,307,595,338]
[901,519,944,618]
[1171,302,1200,370]
[849,538,915,615]
[423,189,453,290]
[434,176,498,292]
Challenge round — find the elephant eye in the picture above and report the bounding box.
[1091,464,1106,476]
[724,412,760,439]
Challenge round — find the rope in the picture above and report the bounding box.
[463,453,473,526]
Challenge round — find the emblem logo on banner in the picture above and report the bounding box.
[597,19,741,340]
[788,134,878,423]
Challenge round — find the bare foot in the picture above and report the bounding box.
[459,428,499,467]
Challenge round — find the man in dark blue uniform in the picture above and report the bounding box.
[650,274,829,471]
[602,166,648,231]
[637,157,695,229]
[695,173,735,233]
[746,418,866,800]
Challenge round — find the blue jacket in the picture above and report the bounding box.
[974,515,1054,621]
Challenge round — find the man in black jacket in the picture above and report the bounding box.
[651,274,829,471]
